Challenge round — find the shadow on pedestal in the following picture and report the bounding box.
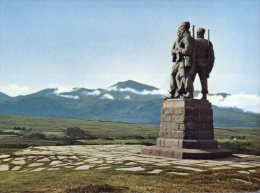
[141,99,232,159]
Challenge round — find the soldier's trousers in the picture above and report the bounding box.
[191,66,208,94]
[171,62,194,95]
[170,63,179,94]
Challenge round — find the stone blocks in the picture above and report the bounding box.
[141,99,232,159]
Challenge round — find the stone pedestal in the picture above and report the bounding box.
[141,99,232,159]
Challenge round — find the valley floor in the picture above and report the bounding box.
[0,145,260,193]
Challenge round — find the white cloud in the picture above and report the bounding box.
[101,93,114,100]
[117,87,140,93]
[107,86,117,91]
[53,87,80,99]
[108,86,168,95]
[141,89,168,95]
[124,95,131,99]
[58,94,79,100]
[108,86,138,93]
[84,90,101,96]
[195,93,260,113]
[0,84,32,96]
[52,87,76,94]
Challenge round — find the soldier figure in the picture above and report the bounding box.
[167,21,195,99]
[191,27,215,100]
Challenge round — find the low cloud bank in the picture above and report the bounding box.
[0,84,31,96]
[1,84,259,114]
[196,93,260,113]
[53,87,75,94]
[110,86,260,113]
[58,94,79,100]
[109,86,168,95]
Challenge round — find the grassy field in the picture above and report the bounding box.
[0,114,158,137]
[0,114,259,155]
[0,114,158,149]
[0,166,259,192]
[215,127,260,155]
[0,114,260,192]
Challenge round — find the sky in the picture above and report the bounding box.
[0,0,260,96]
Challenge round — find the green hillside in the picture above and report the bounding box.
[0,114,259,155]
[0,80,259,127]
[0,92,11,103]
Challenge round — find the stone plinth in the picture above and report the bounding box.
[141,99,232,159]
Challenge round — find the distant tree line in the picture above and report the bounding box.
[13,127,27,131]
[230,136,246,140]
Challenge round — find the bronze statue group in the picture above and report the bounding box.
[165,21,215,101]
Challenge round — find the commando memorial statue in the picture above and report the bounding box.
[141,21,232,159]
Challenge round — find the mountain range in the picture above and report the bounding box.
[0,80,259,128]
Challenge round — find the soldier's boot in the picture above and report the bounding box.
[177,93,184,99]
[184,75,194,99]
[184,92,193,99]
[163,90,176,100]
[163,95,174,100]
[201,93,207,100]
[201,79,208,100]
[173,94,180,98]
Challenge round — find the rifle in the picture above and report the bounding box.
[208,29,210,46]
[207,29,211,76]
[192,25,195,38]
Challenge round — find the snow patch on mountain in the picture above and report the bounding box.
[101,93,114,100]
